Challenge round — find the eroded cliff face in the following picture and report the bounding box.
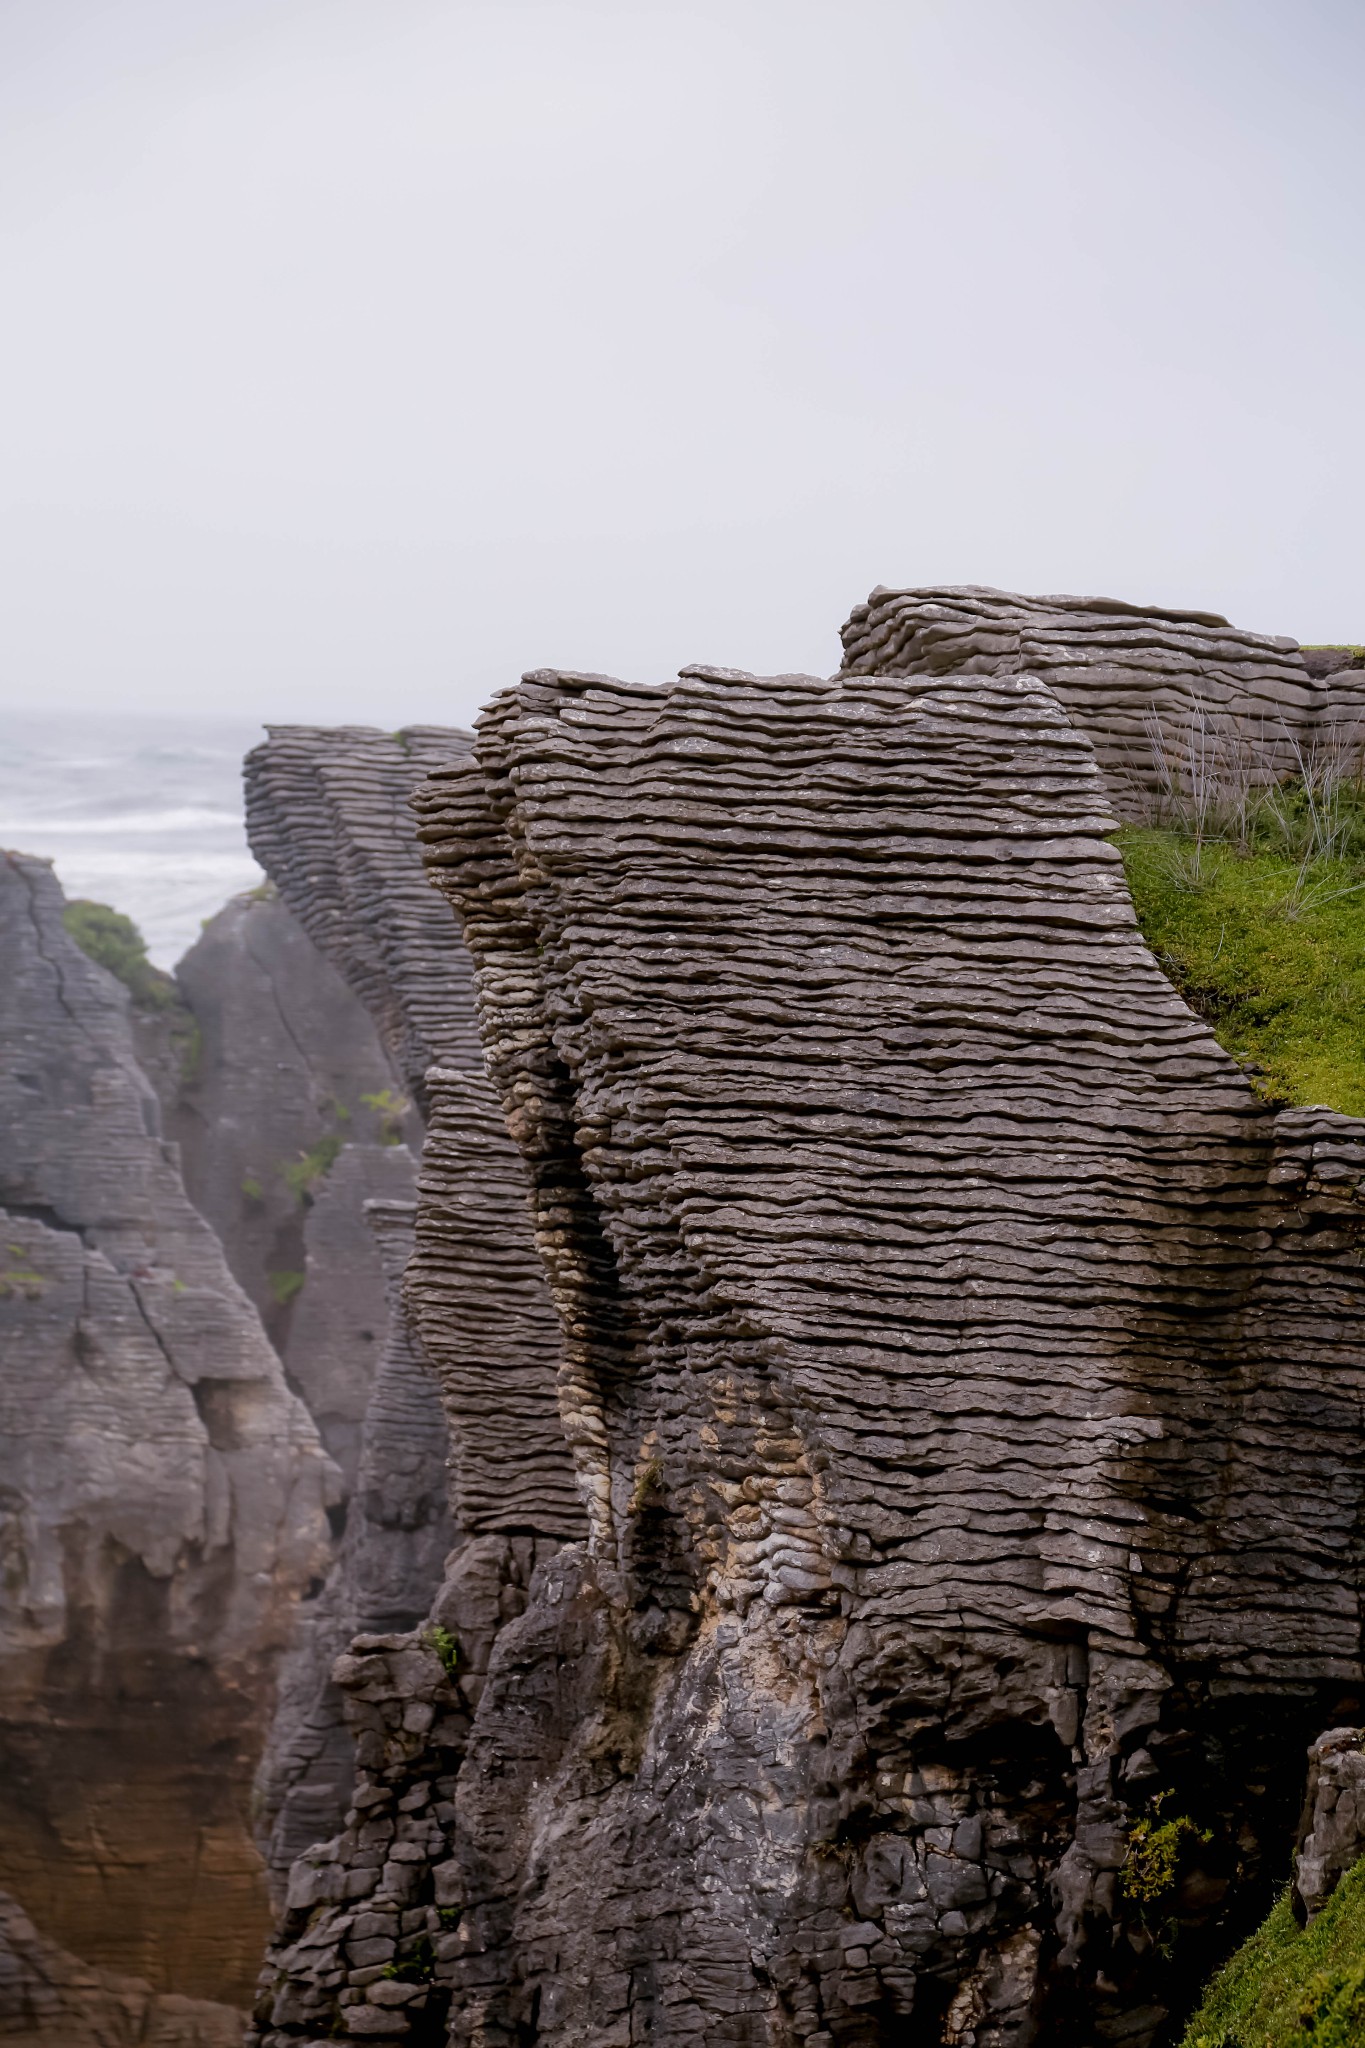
[246,598,1365,2047]
[240,726,583,1554]
[0,850,336,2009]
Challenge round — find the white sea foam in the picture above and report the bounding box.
[0,710,268,967]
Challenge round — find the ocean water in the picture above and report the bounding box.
[0,710,268,969]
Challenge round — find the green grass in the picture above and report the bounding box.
[1117,823,1365,1117]
[1181,1858,1365,2046]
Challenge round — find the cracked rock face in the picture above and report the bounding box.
[398,653,1365,2046]
[138,889,413,1353]
[0,849,336,2010]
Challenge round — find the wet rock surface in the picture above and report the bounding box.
[0,849,335,2009]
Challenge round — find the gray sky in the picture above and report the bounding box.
[1,0,1361,729]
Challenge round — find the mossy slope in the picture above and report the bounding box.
[1117,828,1365,1117]
[1181,1859,1365,2046]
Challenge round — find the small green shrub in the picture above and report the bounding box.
[423,1623,459,1680]
[282,1132,344,1202]
[628,1457,663,1514]
[381,1937,433,1983]
[360,1088,409,1145]
[269,1269,305,1306]
[1122,1805,1212,1910]
[62,899,177,1010]
[241,1174,263,1203]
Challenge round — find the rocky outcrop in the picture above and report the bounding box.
[279,1145,423,1493]
[398,655,1365,2047]
[138,887,415,1352]
[244,608,1365,2047]
[0,850,336,2010]
[1295,1728,1365,1922]
[0,1888,243,2048]
[838,585,1364,809]
[243,728,484,1106]
[67,875,447,1903]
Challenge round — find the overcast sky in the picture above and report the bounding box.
[1,0,1361,729]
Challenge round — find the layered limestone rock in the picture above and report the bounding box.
[393,658,1365,2047]
[280,1145,424,1493]
[243,728,483,1108]
[241,727,582,1546]
[838,585,1364,810]
[241,729,583,2009]
[0,850,336,2010]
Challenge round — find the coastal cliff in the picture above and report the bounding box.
[250,592,1365,2048]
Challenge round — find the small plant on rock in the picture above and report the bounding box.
[424,1623,459,1680]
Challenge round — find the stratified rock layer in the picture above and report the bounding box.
[397,659,1365,2046]
[838,585,1361,810]
[242,728,584,2038]
[242,727,582,1547]
[0,850,335,2008]
[256,1188,453,1893]
[244,728,483,1105]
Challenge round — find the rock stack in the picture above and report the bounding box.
[0,851,336,2019]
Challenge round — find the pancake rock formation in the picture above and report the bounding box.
[249,595,1365,2048]
[242,729,583,2040]
[0,850,336,2016]
[839,584,1365,811]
